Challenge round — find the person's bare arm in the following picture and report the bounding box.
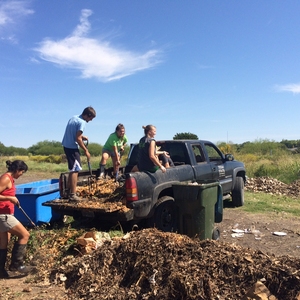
[149,141,166,173]
[76,131,90,160]
[0,176,19,206]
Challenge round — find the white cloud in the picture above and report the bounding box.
[35,9,162,82]
[275,83,300,94]
[0,0,33,26]
[0,0,33,43]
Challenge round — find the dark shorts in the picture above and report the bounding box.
[102,148,116,157]
[159,154,175,167]
[64,147,82,172]
[138,165,159,173]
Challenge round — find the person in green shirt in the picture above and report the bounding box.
[98,124,128,179]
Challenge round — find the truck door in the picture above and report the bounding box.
[203,143,232,192]
[191,144,215,181]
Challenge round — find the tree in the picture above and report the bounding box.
[27,140,64,155]
[81,142,102,156]
[173,132,198,140]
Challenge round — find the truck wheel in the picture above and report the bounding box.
[148,196,177,232]
[72,212,83,222]
[212,228,220,240]
[232,176,244,207]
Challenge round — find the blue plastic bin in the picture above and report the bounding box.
[15,179,62,226]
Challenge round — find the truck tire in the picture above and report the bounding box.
[232,176,244,207]
[148,196,177,232]
[212,228,220,240]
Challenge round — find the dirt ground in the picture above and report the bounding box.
[0,176,299,299]
[1,209,299,299]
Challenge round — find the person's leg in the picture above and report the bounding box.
[131,165,139,172]
[68,171,78,193]
[112,154,119,174]
[168,157,175,167]
[0,231,10,249]
[99,151,110,178]
[100,152,109,165]
[8,222,32,273]
[65,149,82,201]
[159,154,170,168]
[0,232,10,278]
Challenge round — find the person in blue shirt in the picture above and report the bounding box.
[62,106,96,201]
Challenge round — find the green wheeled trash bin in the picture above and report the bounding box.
[172,180,223,240]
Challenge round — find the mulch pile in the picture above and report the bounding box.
[45,178,128,213]
[245,176,300,198]
[49,228,300,300]
[29,176,300,299]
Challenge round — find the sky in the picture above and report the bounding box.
[1,0,300,148]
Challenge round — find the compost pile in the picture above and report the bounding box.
[76,179,128,213]
[49,228,300,300]
[51,178,129,213]
[245,176,300,198]
[4,176,300,300]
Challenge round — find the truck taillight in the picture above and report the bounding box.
[126,177,138,201]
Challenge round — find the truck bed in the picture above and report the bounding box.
[43,198,134,222]
[42,173,134,222]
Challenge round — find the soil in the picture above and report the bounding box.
[0,176,299,299]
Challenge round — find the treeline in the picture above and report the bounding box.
[0,140,103,156]
[0,138,300,157]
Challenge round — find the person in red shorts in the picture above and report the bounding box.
[0,160,32,278]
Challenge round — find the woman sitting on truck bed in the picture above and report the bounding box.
[156,145,175,168]
[134,125,170,173]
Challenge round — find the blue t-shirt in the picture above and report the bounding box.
[62,115,86,149]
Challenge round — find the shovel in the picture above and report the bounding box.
[115,150,124,182]
[87,160,97,192]
[18,206,37,228]
[84,140,97,192]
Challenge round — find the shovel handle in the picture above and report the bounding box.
[18,206,36,228]
[88,161,93,175]
[83,139,89,147]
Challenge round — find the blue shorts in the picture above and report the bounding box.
[64,147,82,172]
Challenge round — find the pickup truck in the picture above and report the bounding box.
[43,140,246,232]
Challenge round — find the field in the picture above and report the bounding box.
[0,150,300,299]
[0,172,299,299]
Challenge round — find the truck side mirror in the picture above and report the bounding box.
[225,154,234,161]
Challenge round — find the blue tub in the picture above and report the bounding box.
[15,179,62,226]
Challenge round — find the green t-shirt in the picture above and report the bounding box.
[103,132,128,152]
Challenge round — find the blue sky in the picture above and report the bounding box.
[1,0,300,148]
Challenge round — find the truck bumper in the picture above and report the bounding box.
[127,198,152,219]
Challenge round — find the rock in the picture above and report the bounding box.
[241,281,277,300]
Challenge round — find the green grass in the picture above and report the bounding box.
[235,152,300,184]
[0,154,128,175]
[240,191,300,218]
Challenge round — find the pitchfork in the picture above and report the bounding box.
[84,140,97,193]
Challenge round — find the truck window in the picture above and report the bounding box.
[191,145,204,163]
[204,144,223,162]
[160,143,190,165]
[127,144,139,166]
